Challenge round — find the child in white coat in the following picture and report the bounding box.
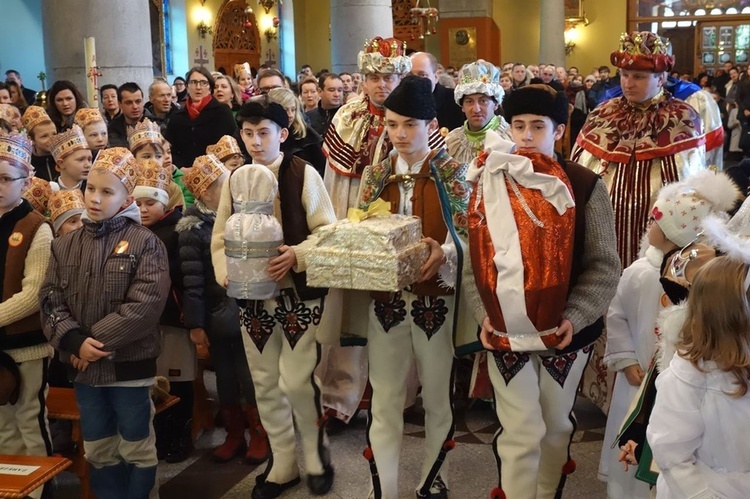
[601,170,740,499]
[647,254,750,499]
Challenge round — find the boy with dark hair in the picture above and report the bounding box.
[212,98,336,498]
[356,74,470,498]
[464,84,619,498]
[40,147,170,498]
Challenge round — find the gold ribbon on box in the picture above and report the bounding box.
[347,198,391,224]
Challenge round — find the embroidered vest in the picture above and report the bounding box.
[468,152,575,350]
[277,154,328,301]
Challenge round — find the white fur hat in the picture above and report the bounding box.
[652,170,739,247]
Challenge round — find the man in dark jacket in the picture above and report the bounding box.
[410,52,465,130]
[144,79,179,133]
[108,82,156,147]
[5,70,36,105]
[306,73,343,138]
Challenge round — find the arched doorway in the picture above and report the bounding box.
[213,0,261,75]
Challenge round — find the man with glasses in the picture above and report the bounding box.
[256,69,286,95]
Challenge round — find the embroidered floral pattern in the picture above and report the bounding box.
[411,295,448,340]
[576,92,704,164]
[492,351,530,385]
[374,292,407,332]
[541,351,579,388]
[240,301,276,353]
[274,292,316,349]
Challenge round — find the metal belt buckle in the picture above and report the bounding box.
[402,174,415,190]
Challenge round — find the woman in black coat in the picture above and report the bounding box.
[165,67,237,168]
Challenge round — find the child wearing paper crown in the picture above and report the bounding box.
[211,97,337,498]
[177,154,269,464]
[0,131,54,499]
[461,84,620,499]
[40,147,169,499]
[600,170,739,499]
[23,106,58,182]
[48,189,86,237]
[128,118,165,164]
[49,124,92,192]
[133,159,195,463]
[74,108,109,154]
[207,134,245,171]
[23,176,53,216]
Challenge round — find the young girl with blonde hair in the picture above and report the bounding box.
[647,248,750,498]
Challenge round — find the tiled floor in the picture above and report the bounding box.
[52,374,609,499]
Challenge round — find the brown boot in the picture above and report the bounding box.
[245,404,271,464]
[212,405,246,463]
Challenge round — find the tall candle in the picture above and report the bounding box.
[84,37,99,106]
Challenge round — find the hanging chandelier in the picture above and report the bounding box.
[410,0,439,40]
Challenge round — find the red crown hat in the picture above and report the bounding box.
[610,31,675,73]
[358,36,411,75]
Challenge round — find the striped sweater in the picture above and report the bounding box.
[39,204,170,385]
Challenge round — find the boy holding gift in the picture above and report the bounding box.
[462,85,620,499]
[211,98,336,498]
[40,147,170,498]
[355,74,470,499]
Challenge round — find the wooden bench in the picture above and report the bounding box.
[0,454,72,498]
[46,387,179,499]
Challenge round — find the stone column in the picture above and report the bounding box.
[539,0,566,67]
[330,0,393,74]
[41,0,154,102]
[280,0,297,78]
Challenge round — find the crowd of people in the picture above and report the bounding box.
[1,29,750,499]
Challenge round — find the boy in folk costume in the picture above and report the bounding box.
[463,85,620,499]
[356,74,470,499]
[445,60,511,165]
[211,99,336,499]
[0,131,54,499]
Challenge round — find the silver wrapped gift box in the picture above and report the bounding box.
[306,214,429,292]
